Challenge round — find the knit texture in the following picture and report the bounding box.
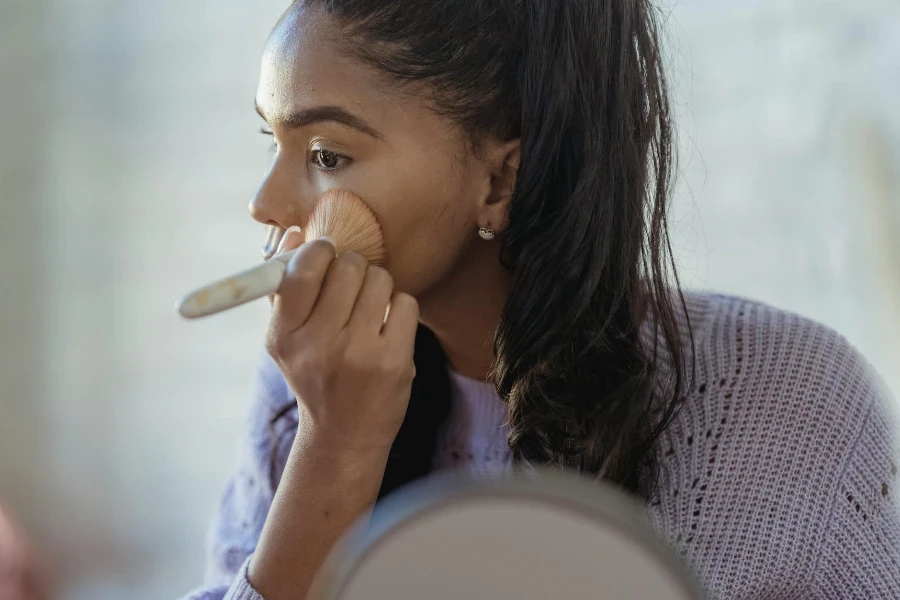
[432,369,513,476]
[180,292,900,600]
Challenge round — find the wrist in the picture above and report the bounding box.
[295,420,393,478]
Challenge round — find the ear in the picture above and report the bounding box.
[478,138,520,235]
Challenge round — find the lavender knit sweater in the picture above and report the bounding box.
[182,292,900,599]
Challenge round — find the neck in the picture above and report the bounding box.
[416,238,512,382]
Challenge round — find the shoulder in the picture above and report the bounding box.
[646,289,891,435]
[691,291,889,415]
[678,289,895,482]
[650,291,898,589]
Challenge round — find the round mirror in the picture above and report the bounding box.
[310,469,705,599]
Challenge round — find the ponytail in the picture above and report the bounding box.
[496,0,688,495]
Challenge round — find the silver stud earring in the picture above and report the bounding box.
[478,226,496,241]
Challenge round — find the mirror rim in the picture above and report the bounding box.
[310,468,706,600]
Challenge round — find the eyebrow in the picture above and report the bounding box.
[255,101,383,140]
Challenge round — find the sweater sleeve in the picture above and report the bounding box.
[812,371,900,598]
[180,352,297,600]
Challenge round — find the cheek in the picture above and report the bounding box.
[387,197,472,297]
[369,167,474,297]
[343,111,482,297]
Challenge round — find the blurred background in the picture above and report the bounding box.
[0,0,898,598]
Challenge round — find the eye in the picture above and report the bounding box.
[259,126,277,153]
[311,148,349,171]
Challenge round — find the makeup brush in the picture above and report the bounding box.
[177,189,386,319]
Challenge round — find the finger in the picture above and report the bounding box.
[271,238,337,332]
[305,251,368,336]
[268,226,304,305]
[347,266,394,337]
[381,291,419,346]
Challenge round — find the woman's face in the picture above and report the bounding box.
[252,3,508,299]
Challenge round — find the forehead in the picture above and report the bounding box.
[255,4,387,123]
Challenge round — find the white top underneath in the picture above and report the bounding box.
[431,366,513,476]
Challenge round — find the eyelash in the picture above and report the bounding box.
[259,127,349,172]
[259,127,278,153]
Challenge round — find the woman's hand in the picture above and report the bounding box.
[266,227,418,455]
[249,227,418,599]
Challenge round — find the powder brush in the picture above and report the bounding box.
[177,189,386,319]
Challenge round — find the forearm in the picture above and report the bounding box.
[248,420,390,600]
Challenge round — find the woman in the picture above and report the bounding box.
[184,1,899,599]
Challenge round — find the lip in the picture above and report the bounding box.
[261,225,286,261]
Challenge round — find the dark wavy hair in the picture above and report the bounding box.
[271,0,693,503]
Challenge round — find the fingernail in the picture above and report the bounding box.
[318,236,337,250]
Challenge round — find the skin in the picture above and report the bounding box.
[246,4,520,598]
[251,3,520,381]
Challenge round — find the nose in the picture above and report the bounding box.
[249,160,317,231]
[249,167,285,227]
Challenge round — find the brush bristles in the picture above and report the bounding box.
[306,189,386,265]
